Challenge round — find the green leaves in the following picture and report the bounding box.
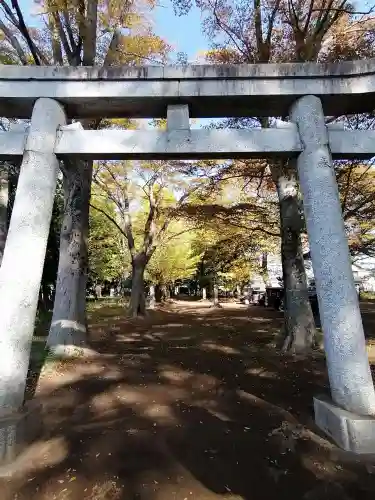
[146,222,200,285]
[89,189,128,281]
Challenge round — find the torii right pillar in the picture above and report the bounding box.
[290,95,375,453]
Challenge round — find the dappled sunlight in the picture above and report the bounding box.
[367,343,375,363]
[6,300,375,499]
[200,341,242,355]
[159,365,194,384]
[3,436,68,478]
[250,316,277,323]
[40,358,116,388]
[245,367,277,379]
[142,403,176,424]
[300,453,350,483]
[114,333,144,343]
[153,322,187,328]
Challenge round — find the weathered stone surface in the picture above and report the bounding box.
[0,400,42,470]
[1,58,374,79]
[0,59,374,118]
[55,128,375,160]
[314,396,375,454]
[0,98,66,413]
[290,95,375,417]
[2,127,375,161]
[167,104,190,131]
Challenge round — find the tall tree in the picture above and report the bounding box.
[0,0,169,353]
[89,189,128,283]
[146,222,201,301]
[92,159,203,316]
[172,0,375,353]
[175,165,279,302]
[0,119,21,266]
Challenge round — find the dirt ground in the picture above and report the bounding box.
[2,300,375,500]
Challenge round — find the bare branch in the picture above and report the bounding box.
[83,0,98,65]
[62,9,76,50]
[311,5,375,15]
[52,12,74,64]
[0,17,27,63]
[47,15,63,65]
[0,0,18,27]
[90,203,126,238]
[8,0,46,64]
[103,28,122,66]
[212,0,249,59]
[266,0,281,47]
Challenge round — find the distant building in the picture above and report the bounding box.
[265,254,283,288]
[350,256,375,292]
[255,251,375,292]
[303,251,375,291]
[249,254,283,291]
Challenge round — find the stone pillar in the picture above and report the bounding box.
[290,95,375,420]
[0,163,8,266]
[0,98,66,416]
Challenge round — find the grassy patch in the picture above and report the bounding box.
[361,291,375,301]
[28,298,128,375]
[34,309,53,337]
[26,337,51,400]
[87,298,129,324]
[314,327,324,350]
[30,337,47,363]
[87,297,129,312]
[29,337,60,370]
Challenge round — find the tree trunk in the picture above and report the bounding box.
[155,284,168,302]
[148,284,156,309]
[202,287,207,300]
[129,257,146,317]
[47,160,92,356]
[213,284,221,307]
[38,282,53,313]
[162,285,170,301]
[0,163,8,266]
[7,162,19,226]
[261,252,269,286]
[273,161,316,353]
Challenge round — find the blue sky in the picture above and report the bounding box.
[153,1,208,61]
[19,0,209,62]
[17,0,211,129]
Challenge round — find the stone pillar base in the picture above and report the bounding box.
[314,395,375,454]
[0,400,42,469]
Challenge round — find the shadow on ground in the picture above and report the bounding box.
[2,302,375,500]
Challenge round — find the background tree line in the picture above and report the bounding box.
[0,0,375,356]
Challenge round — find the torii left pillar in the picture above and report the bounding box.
[0,98,66,467]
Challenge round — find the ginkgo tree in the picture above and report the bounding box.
[89,186,128,283]
[146,221,201,301]
[181,171,279,302]
[172,0,375,353]
[91,158,209,316]
[0,0,170,353]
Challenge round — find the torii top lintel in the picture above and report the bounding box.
[0,58,373,119]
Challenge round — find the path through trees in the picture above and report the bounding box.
[3,300,375,499]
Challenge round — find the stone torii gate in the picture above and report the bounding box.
[0,59,375,463]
